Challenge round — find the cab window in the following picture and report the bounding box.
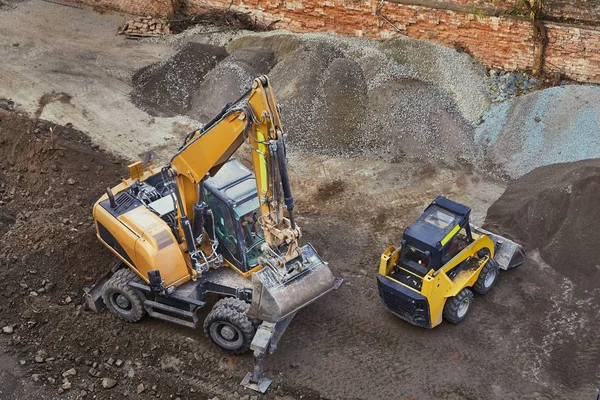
[204,190,243,265]
[441,227,472,265]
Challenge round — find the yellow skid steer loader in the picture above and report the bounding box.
[377,196,525,328]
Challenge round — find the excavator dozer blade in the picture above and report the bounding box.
[471,225,526,270]
[249,243,336,323]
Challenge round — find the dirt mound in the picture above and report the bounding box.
[483,159,600,387]
[131,42,227,117]
[0,111,231,398]
[485,158,600,286]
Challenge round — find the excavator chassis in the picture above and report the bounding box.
[85,263,341,393]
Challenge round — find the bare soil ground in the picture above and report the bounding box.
[0,2,598,400]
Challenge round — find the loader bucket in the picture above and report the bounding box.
[471,225,526,270]
[249,243,335,323]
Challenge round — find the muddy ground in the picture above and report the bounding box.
[0,1,598,400]
[1,110,597,400]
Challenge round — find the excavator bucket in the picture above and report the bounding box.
[471,225,526,270]
[249,243,336,323]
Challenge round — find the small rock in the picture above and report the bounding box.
[47,377,56,384]
[19,360,25,365]
[58,387,64,394]
[35,355,45,363]
[29,291,38,297]
[67,178,76,185]
[64,296,72,304]
[534,116,541,123]
[107,357,114,365]
[2,326,14,334]
[61,381,72,390]
[160,355,181,373]
[101,377,117,389]
[62,368,76,377]
[31,374,40,382]
[136,383,145,394]
[115,359,123,367]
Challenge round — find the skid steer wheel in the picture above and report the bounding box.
[473,258,500,295]
[443,288,474,324]
[101,269,146,323]
[204,300,255,354]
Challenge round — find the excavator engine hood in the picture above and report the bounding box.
[248,243,335,323]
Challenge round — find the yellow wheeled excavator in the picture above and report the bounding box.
[84,76,340,393]
[378,196,525,328]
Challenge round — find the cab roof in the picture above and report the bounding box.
[204,159,259,217]
[403,196,471,251]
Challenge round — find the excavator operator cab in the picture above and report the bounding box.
[204,159,264,273]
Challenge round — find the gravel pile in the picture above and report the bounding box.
[475,84,600,178]
[187,48,275,121]
[224,31,483,161]
[489,70,541,103]
[131,29,490,162]
[378,35,491,124]
[130,42,227,117]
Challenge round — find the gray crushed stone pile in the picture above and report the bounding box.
[475,84,600,179]
[131,30,490,163]
[130,42,227,117]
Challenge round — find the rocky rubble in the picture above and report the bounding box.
[118,16,170,38]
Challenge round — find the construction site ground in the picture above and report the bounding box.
[0,2,597,400]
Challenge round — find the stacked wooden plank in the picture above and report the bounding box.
[118,16,171,38]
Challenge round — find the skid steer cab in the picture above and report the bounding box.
[377,196,525,328]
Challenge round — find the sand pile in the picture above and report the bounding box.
[132,31,489,162]
[475,85,600,178]
[484,158,600,286]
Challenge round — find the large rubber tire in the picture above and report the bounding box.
[473,258,500,295]
[443,288,474,325]
[203,302,255,354]
[101,269,146,323]
[213,297,250,314]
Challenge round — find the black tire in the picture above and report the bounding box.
[213,297,250,313]
[443,288,474,324]
[203,303,255,354]
[473,258,500,295]
[101,268,146,323]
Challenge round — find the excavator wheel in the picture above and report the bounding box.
[204,301,256,354]
[473,258,500,295]
[101,268,147,323]
[213,297,250,314]
[213,297,261,327]
[443,288,474,324]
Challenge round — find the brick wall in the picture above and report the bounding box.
[66,0,178,17]
[185,0,600,83]
[67,0,600,84]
